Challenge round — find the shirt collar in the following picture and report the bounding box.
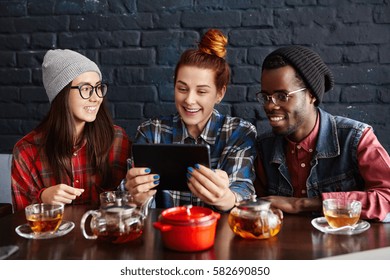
[172,109,220,145]
[286,110,320,152]
[72,138,87,153]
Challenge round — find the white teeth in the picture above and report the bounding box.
[270,116,284,121]
[85,106,97,113]
[186,108,200,113]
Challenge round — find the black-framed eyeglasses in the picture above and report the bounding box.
[256,88,306,106]
[70,83,108,99]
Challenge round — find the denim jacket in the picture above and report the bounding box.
[257,108,370,198]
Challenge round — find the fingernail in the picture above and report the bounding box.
[194,164,200,169]
[187,167,194,173]
[186,173,192,179]
[154,180,160,185]
[145,168,151,173]
[153,175,160,180]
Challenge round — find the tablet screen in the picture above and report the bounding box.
[132,143,211,191]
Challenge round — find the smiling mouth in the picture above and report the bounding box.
[269,116,285,122]
[184,107,201,113]
[84,106,98,113]
[266,113,288,126]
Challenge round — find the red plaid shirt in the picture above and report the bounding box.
[11,125,130,211]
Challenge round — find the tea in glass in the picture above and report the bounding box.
[93,224,143,244]
[81,206,144,244]
[228,210,282,239]
[323,199,361,228]
[25,203,64,234]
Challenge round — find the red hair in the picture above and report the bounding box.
[174,29,230,91]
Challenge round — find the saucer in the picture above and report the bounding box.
[311,217,370,235]
[15,220,75,239]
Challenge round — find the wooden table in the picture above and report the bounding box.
[1,205,389,260]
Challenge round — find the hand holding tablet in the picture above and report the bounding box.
[131,143,211,191]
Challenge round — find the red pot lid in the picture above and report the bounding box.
[159,205,217,226]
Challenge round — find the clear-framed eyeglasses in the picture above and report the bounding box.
[70,83,108,99]
[256,88,307,106]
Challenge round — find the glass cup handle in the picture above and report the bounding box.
[80,210,98,240]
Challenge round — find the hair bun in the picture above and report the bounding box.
[198,29,227,59]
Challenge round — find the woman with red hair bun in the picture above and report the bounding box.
[125,29,257,211]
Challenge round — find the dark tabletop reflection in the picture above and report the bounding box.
[1,206,390,260]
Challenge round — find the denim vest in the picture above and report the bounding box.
[257,108,370,198]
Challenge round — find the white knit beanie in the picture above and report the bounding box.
[42,49,102,103]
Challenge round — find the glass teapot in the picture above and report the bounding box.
[80,191,153,244]
[228,195,283,239]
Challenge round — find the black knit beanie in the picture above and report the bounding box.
[264,45,334,106]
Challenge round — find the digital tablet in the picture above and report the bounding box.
[131,143,211,191]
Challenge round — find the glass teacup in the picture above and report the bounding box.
[25,203,64,234]
[322,199,362,228]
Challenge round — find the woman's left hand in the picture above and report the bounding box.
[187,164,235,211]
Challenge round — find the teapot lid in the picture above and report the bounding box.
[103,205,136,215]
[236,195,271,211]
[159,205,217,226]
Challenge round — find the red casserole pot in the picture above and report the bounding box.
[153,205,220,252]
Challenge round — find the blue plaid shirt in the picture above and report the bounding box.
[134,109,257,209]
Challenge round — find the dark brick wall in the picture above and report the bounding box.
[0,0,389,154]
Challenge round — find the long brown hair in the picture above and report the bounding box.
[35,83,115,187]
[174,29,230,91]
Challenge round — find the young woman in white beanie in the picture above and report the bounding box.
[11,49,130,211]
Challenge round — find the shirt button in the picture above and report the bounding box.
[75,180,79,183]
[297,145,301,149]
[301,189,306,194]
[73,152,77,156]
[309,149,313,152]
[301,163,306,167]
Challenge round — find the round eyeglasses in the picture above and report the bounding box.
[256,88,306,106]
[70,83,108,99]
